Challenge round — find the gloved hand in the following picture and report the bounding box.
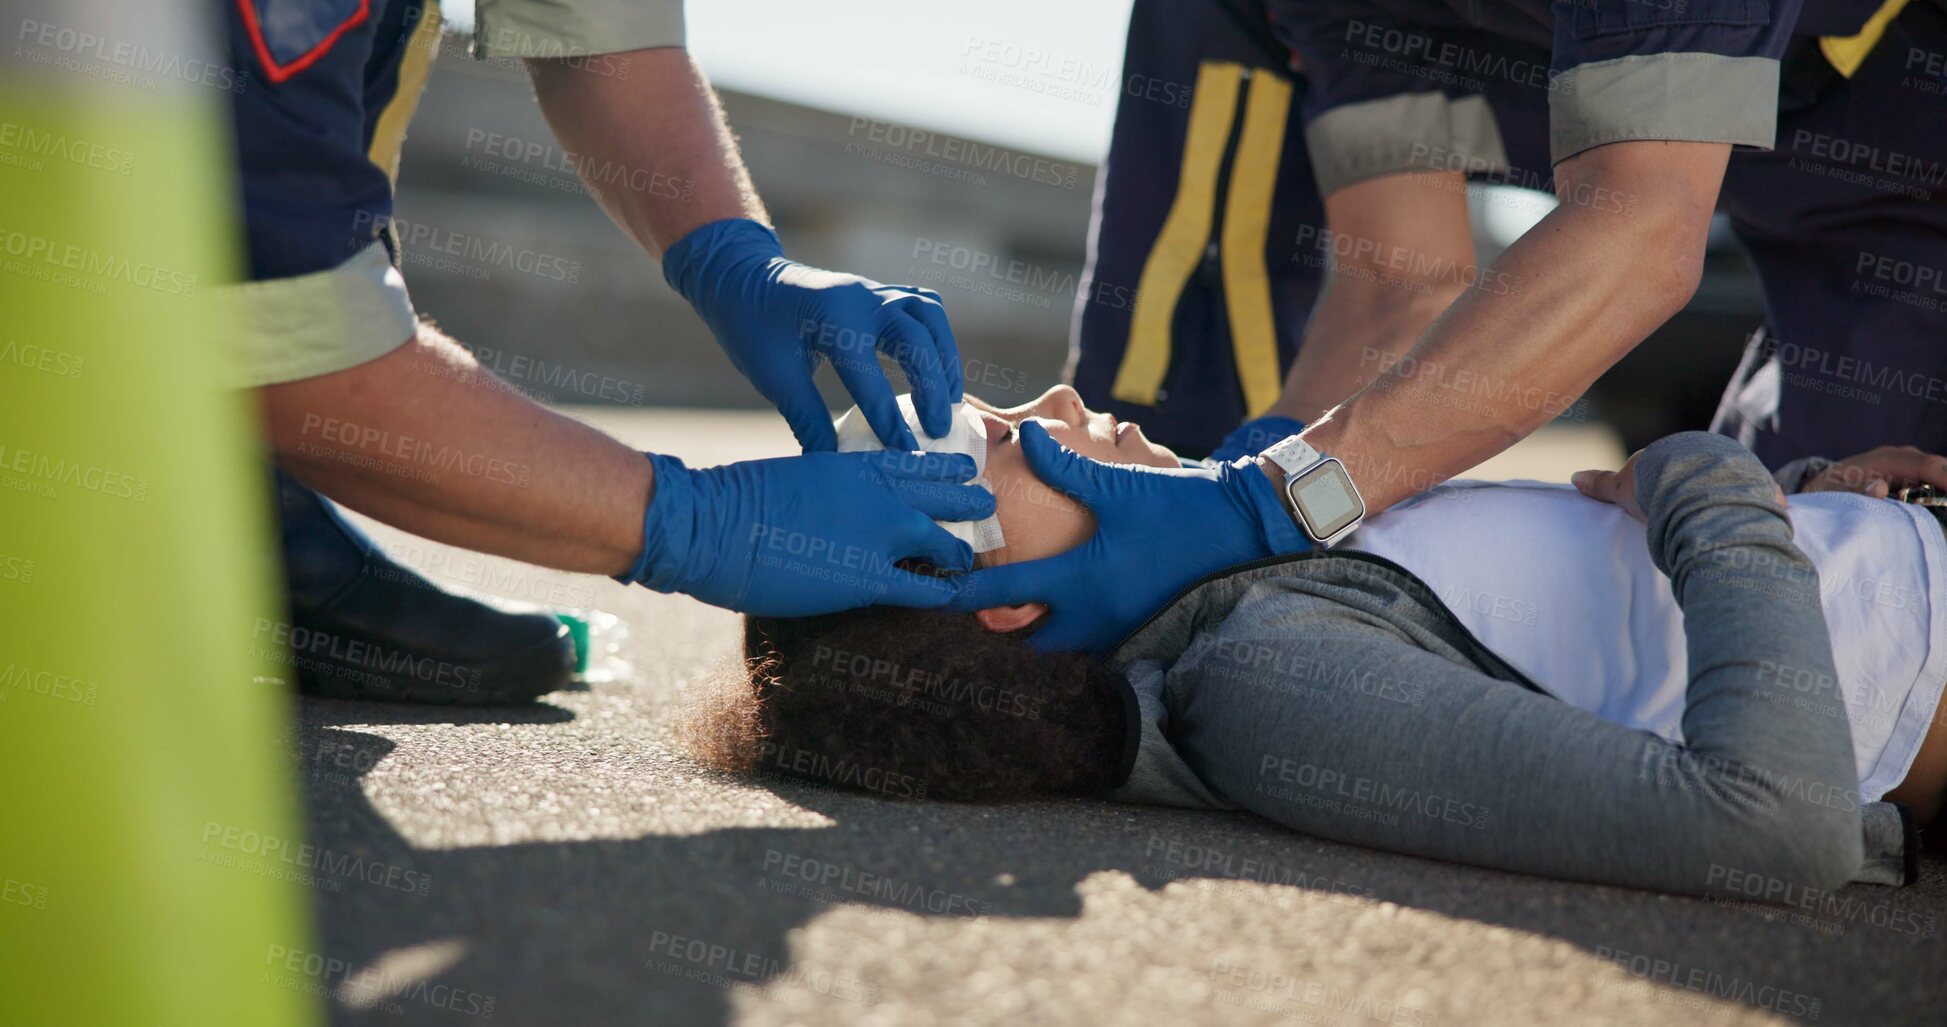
[663,217,962,453]
[1208,414,1308,462]
[621,450,995,617]
[945,422,1312,654]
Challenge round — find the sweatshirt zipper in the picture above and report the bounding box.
[1106,549,1558,700]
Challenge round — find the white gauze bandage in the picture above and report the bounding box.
[833,397,1005,554]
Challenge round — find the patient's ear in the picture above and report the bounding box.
[974,603,1046,634]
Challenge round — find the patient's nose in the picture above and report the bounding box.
[1031,384,1086,427]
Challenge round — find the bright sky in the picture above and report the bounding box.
[442,0,1136,162]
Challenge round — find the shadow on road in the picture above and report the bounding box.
[293,717,1946,1026]
[302,699,580,729]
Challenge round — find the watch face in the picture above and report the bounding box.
[1290,460,1363,540]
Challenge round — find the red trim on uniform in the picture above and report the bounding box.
[234,0,371,84]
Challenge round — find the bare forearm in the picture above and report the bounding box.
[1302,196,1703,512]
[1265,278,1460,425]
[1267,171,1473,424]
[261,326,653,575]
[526,47,763,255]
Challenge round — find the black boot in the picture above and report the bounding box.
[273,471,575,704]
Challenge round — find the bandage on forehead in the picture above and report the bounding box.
[833,397,1005,554]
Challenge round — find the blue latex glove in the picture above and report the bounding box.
[945,422,1312,654]
[663,217,962,453]
[620,450,996,617]
[1208,414,1307,462]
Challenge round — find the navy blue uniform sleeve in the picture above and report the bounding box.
[1266,0,1802,191]
[1548,0,1804,163]
[222,0,427,385]
[1267,0,1533,193]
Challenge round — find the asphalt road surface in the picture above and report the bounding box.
[287,409,1946,1026]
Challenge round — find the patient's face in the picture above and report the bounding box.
[966,385,1179,568]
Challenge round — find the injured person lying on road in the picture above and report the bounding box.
[683,385,1947,901]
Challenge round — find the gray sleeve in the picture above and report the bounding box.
[1103,662,1235,811]
[1303,93,1510,197]
[1544,0,1792,165]
[1855,803,1919,886]
[1273,8,1521,195]
[1548,53,1780,165]
[1770,455,1835,494]
[473,0,685,59]
[1158,432,1883,897]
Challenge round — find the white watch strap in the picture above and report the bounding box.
[1260,435,1322,477]
[1261,435,1366,548]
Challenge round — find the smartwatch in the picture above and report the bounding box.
[1261,436,1366,547]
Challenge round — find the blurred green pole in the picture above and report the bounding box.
[0,1,316,1024]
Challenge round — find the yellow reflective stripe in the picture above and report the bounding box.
[1220,70,1292,417]
[368,0,443,184]
[1112,61,1245,406]
[1821,0,1910,78]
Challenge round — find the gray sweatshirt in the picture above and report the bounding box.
[1104,433,1914,895]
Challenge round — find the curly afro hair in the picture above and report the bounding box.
[681,606,1130,803]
